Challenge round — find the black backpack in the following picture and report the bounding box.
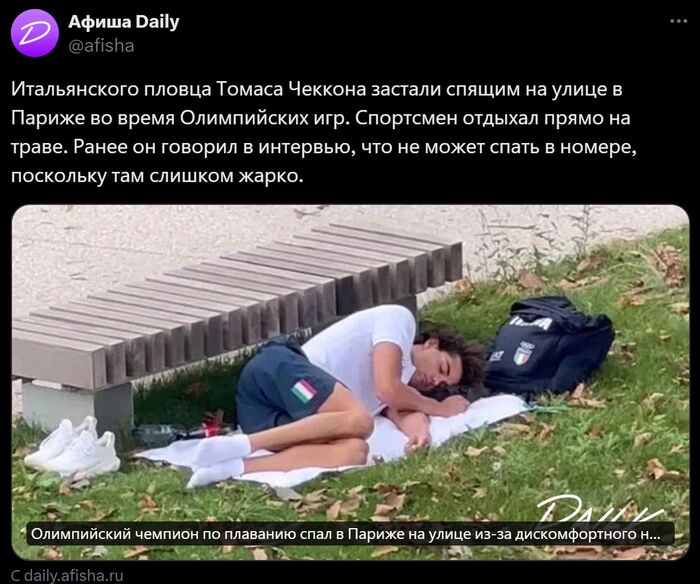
[484,296,614,399]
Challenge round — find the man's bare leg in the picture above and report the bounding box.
[244,438,369,473]
[192,383,373,467]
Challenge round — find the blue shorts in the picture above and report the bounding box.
[236,337,338,434]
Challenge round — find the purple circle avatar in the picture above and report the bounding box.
[11,9,59,57]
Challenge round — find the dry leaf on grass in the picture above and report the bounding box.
[138,494,158,513]
[472,487,488,499]
[588,425,604,438]
[273,487,302,502]
[42,547,63,560]
[634,432,653,447]
[538,423,556,443]
[642,393,664,410]
[645,458,667,481]
[92,508,117,521]
[58,482,72,496]
[183,382,208,398]
[466,446,489,458]
[326,500,342,520]
[89,545,108,558]
[553,545,603,555]
[252,548,269,560]
[576,256,603,273]
[517,271,545,291]
[446,545,472,559]
[614,547,647,560]
[123,546,149,559]
[371,545,400,558]
[652,244,684,288]
[221,545,236,553]
[571,383,587,399]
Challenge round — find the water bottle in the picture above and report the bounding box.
[132,423,234,448]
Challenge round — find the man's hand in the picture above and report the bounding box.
[434,395,470,417]
[404,428,431,452]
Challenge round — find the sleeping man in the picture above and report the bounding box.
[187,304,486,487]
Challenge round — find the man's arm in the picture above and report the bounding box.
[373,342,468,417]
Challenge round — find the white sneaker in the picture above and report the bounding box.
[43,430,120,480]
[23,416,98,471]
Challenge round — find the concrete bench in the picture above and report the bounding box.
[12,221,463,435]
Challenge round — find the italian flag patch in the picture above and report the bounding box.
[291,379,317,403]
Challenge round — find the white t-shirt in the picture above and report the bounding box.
[302,304,417,415]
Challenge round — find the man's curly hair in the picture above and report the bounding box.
[415,324,490,403]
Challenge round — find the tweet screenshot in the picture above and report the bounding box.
[7,3,692,574]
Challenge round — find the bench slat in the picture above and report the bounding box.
[162,271,282,338]
[16,315,147,377]
[145,275,266,342]
[175,267,300,334]
[29,308,165,373]
[88,291,224,357]
[313,225,445,287]
[12,321,127,385]
[263,242,392,305]
[115,283,244,350]
[288,235,411,299]
[69,299,198,364]
[303,230,429,293]
[217,256,336,322]
[12,329,107,389]
[329,220,463,281]
[52,303,184,367]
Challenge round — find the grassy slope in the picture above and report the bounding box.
[11,227,689,561]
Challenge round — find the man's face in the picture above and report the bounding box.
[409,338,463,393]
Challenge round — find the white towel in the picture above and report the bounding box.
[134,394,528,488]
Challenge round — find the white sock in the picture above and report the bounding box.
[192,434,252,467]
[186,458,244,489]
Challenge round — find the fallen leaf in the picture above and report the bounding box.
[273,486,303,501]
[205,516,218,522]
[642,393,664,410]
[383,491,406,512]
[670,302,689,316]
[634,432,653,447]
[123,546,149,559]
[576,256,603,273]
[614,547,647,560]
[348,485,365,496]
[70,479,90,490]
[538,423,556,443]
[58,482,72,496]
[613,469,626,478]
[517,271,545,291]
[92,508,117,521]
[184,382,208,398]
[652,244,684,288]
[472,487,487,499]
[617,342,637,363]
[303,488,328,502]
[588,425,604,438]
[326,500,342,520]
[558,278,579,291]
[13,446,33,459]
[146,482,156,495]
[669,444,684,455]
[138,494,158,513]
[466,446,489,458]
[646,458,666,480]
[571,383,587,399]
[221,545,236,553]
[495,422,532,438]
[455,279,475,302]
[89,545,108,558]
[493,446,507,456]
[371,545,400,558]
[341,495,363,515]
[374,503,397,517]
[553,545,603,555]
[252,548,269,560]
[371,515,391,522]
[658,334,671,342]
[42,547,62,560]
[446,545,472,559]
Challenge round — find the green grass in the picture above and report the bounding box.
[11,227,689,561]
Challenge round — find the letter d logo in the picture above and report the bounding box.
[11,9,59,57]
